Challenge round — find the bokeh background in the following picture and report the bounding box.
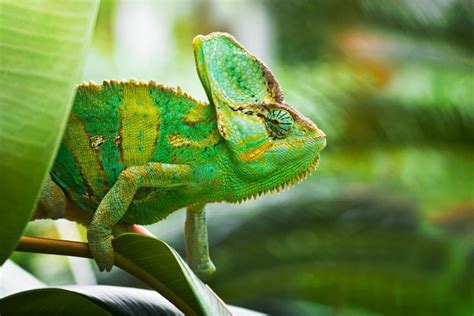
[13,0,473,315]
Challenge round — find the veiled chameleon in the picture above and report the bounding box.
[38,32,326,281]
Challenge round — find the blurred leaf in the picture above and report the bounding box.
[0,288,110,315]
[112,233,231,316]
[360,0,474,52]
[266,0,360,63]
[0,260,45,298]
[0,0,99,264]
[0,256,264,316]
[430,206,474,246]
[0,286,265,316]
[246,299,383,316]
[319,148,474,214]
[93,0,118,55]
[267,0,474,63]
[0,286,179,315]
[209,194,474,316]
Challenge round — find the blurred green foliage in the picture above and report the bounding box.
[269,0,474,63]
[208,193,473,315]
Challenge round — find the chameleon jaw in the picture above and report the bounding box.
[231,153,321,204]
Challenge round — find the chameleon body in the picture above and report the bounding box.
[40,33,326,280]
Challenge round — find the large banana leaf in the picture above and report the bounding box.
[0,0,99,264]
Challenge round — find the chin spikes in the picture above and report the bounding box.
[231,155,320,204]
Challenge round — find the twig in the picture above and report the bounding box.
[16,236,91,258]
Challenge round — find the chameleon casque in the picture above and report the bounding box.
[38,32,326,281]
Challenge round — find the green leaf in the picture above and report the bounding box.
[0,261,264,316]
[0,286,265,316]
[0,286,180,315]
[0,0,99,264]
[112,233,232,316]
[0,288,110,316]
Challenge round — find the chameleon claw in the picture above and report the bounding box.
[89,236,114,271]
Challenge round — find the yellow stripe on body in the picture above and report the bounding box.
[64,112,107,198]
[168,128,221,148]
[183,102,209,125]
[120,84,160,166]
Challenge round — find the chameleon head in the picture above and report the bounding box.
[193,32,326,200]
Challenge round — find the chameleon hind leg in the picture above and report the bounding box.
[36,175,67,220]
[185,203,216,282]
[88,162,192,271]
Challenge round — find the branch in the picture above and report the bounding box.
[16,223,156,258]
[16,236,91,258]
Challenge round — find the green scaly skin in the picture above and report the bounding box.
[41,32,326,281]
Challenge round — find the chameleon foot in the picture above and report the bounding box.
[87,224,114,272]
[194,259,216,283]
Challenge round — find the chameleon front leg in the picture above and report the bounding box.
[88,162,191,271]
[185,203,216,281]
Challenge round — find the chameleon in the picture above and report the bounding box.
[37,32,326,281]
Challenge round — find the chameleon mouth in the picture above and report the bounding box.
[233,154,321,204]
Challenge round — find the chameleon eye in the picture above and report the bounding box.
[265,108,293,138]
